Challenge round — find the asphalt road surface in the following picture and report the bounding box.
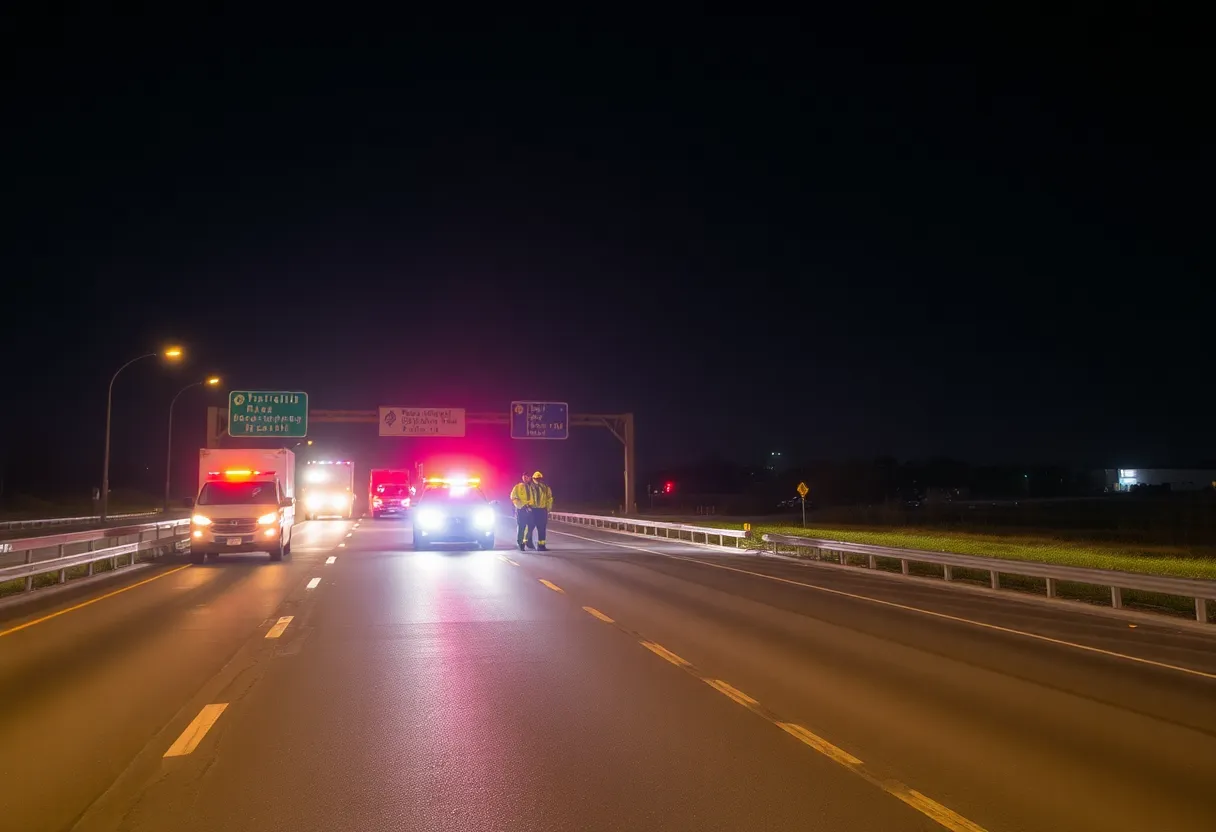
[1,515,1214,831]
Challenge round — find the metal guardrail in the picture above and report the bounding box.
[548,512,1214,625]
[762,532,1216,624]
[0,509,162,532]
[0,519,190,594]
[549,512,751,547]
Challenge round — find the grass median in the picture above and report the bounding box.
[689,521,1216,582]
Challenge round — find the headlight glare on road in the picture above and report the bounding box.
[474,507,495,529]
[191,514,212,526]
[257,512,279,526]
[415,508,443,529]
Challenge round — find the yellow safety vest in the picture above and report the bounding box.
[533,481,553,510]
[510,482,532,509]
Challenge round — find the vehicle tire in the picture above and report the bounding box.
[306,512,313,522]
[372,511,382,519]
[270,539,284,561]
[284,534,292,556]
[190,550,208,564]
[413,538,428,551]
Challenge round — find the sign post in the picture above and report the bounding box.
[378,407,466,437]
[796,481,809,527]
[510,401,569,440]
[227,391,309,438]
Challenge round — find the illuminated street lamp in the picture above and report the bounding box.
[100,347,184,522]
[165,376,221,511]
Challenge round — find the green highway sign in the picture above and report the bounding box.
[227,391,309,438]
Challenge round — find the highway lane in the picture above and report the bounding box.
[0,519,354,832]
[527,523,1216,831]
[6,514,1214,830]
[73,518,940,832]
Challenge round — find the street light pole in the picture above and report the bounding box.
[101,353,156,523]
[101,347,183,523]
[165,377,220,511]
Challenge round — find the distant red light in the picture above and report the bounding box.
[664,482,673,493]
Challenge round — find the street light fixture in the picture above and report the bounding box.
[165,376,221,511]
[100,347,185,522]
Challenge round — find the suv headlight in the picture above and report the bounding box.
[415,508,443,529]
[473,507,495,529]
[257,512,279,526]
[191,514,212,526]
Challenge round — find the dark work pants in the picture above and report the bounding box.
[530,508,548,546]
[516,508,532,545]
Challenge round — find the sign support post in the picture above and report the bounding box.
[796,481,809,527]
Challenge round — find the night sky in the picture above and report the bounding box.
[2,11,1209,502]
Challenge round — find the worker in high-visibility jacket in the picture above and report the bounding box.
[509,472,536,551]
[528,471,554,551]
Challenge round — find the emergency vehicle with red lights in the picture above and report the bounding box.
[411,475,498,550]
[369,468,414,519]
[190,448,296,563]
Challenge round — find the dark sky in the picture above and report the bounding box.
[1,10,1210,500]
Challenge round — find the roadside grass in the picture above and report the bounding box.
[693,521,1216,582]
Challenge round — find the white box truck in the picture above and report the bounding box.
[301,459,355,520]
[191,448,296,563]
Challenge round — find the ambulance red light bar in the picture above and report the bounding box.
[308,460,352,465]
[206,469,274,479]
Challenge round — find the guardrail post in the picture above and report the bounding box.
[900,559,909,575]
[1197,597,1208,623]
[58,544,67,584]
[838,550,846,565]
[1046,577,1056,597]
[943,564,953,581]
[869,554,876,570]
[24,549,34,592]
[990,570,1000,589]
[1110,586,1123,609]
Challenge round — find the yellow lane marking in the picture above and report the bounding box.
[582,606,615,624]
[338,542,346,548]
[705,678,758,708]
[506,558,519,566]
[306,577,321,589]
[345,532,353,538]
[538,579,564,593]
[325,556,337,564]
[164,703,228,757]
[889,785,989,832]
[551,529,1216,683]
[0,564,192,639]
[640,641,689,667]
[264,616,294,638]
[777,722,863,767]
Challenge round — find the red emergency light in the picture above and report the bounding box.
[664,481,674,493]
[207,469,274,480]
[424,475,481,486]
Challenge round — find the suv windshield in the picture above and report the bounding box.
[197,481,278,505]
[376,485,410,498]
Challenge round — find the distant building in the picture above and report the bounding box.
[1104,469,1216,493]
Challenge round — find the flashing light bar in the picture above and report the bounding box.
[307,460,353,465]
[424,476,481,486]
[207,469,274,479]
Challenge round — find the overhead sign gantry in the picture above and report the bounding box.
[206,405,636,512]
